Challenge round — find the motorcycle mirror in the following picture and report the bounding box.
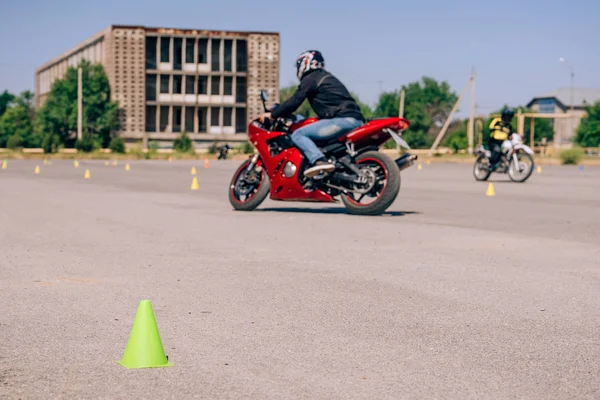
[260,90,268,102]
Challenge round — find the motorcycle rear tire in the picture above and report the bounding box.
[341,151,400,216]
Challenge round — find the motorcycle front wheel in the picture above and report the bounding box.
[228,157,270,211]
[508,152,534,183]
[473,155,492,181]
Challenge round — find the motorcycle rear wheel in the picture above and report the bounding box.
[229,158,270,211]
[340,151,400,216]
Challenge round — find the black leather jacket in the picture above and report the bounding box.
[271,69,365,122]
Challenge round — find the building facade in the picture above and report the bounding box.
[527,88,600,145]
[35,25,280,148]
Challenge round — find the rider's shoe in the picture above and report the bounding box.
[304,159,335,178]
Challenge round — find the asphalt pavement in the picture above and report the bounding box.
[1,158,599,399]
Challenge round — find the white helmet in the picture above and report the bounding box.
[295,50,325,80]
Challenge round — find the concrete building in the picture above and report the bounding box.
[527,88,600,145]
[35,25,280,148]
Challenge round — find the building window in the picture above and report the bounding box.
[198,107,207,132]
[146,106,156,132]
[173,106,182,132]
[211,39,220,71]
[146,37,157,69]
[538,98,555,114]
[224,39,232,72]
[211,76,221,95]
[224,76,233,96]
[185,76,195,94]
[236,108,246,133]
[173,75,183,94]
[160,75,170,93]
[235,77,246,103]
[223,107,233,126]
[185,38,194,63]
[236,40,247,72]
[197,76,208,95]
[198,39,208,64]
[211,107,220,126]
[174,38,182,70]
[159,106,169,131]
[160,37,170,63]
[146,74,157,101]
[185,107,195,133]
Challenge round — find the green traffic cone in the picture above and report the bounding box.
[116,300,174,369]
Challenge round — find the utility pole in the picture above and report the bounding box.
[559,57,575,147]
[468,69,475,154]
[399,89,405,118]
[397,89,406,152]
[429,72,474,156]
[77,67,83,141]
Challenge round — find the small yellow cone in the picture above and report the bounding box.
[486,183,495,197]
[74,160,79,168]
[417,163,423,170]
[104,161,109,166]
[537,165,542,174]
[191,166,197,175]
[125,163,131,171]
[1,160,7,170]
[190,176,199,190]
[84,169,91,179]
[34,165,40,175]
[204,158,209,168]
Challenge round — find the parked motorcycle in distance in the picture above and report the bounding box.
[473,133,535,182]
[228,90,418,215]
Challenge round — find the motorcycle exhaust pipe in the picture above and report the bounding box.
[395,153,418,171]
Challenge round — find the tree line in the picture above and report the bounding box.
[1,62,599,152]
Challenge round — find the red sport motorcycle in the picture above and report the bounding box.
[228,90,417,215]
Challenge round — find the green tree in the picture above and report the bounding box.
[575,101,600,148]
[0,91,40,148]
[373,77,459,148]
[0,90,15,118]
[36,60,119,152]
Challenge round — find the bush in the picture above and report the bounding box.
[6,135,22,150]
[444,130,468,152]
[238,141,255,154]
[559,147,585,165]
[42,133,61,154]
[109,137,126,153]
[75,133,101,153]
[403,130,433,149]
[173,131,194,153]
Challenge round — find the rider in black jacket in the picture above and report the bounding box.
[260,50,365,178]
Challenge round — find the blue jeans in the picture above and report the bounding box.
[291,117,364,164]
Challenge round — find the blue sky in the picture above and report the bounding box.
[1,0,598,117]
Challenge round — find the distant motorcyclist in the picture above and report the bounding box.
[259,50,365,178]
[488,107,515,170]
